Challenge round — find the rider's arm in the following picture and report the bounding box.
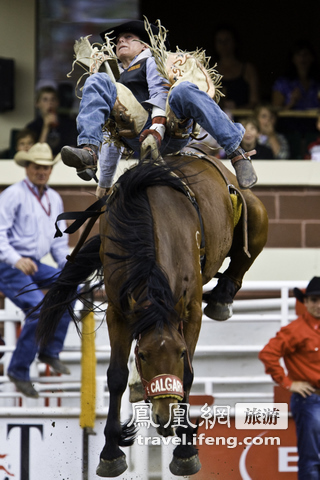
[142,57,170,112]
[140,57,169,144]
[259,325,299,389]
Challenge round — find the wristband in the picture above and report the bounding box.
[150,123,166,139]
[150,116,166,139]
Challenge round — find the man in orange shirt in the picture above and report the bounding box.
[259,277,320,480]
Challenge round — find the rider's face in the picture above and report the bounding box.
[116,33,147,66]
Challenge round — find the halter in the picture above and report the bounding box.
[134,320,193,402]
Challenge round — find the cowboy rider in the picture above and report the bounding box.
[61,19,257,192]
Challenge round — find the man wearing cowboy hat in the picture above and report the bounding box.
[0,143,71,398]
[61,18,257,191]
[259,277,320,479]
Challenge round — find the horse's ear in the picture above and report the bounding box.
[174,294,187,318]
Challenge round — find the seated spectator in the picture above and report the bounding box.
[272,39,320,111]
[15,128,36,153]
[212,25,260,110]
[26,86,78,156]
[304,112,320,161]
[240,117,274,159]
[254,104,290,159]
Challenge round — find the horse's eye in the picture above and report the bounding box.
[138,352,145,361]
[180,350,186,359]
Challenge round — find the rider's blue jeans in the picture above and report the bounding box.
[291,392,320,479]
[0,261,71,381]
[77,73,244,156]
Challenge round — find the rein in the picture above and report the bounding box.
[134,320,193,402]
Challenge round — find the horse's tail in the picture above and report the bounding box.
[36,234,102,346]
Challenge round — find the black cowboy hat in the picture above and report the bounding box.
[293,277,320,303]
[100,20,170,49]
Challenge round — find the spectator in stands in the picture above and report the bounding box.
[0,143,71,398]
[212,25,260,110]
[15,128,36,153]
[259,277,320,480]
[26,86,78,156]
[304,112,320,161]
[254,104,290,159]
[272,39,320,111]
[240,117,274,159]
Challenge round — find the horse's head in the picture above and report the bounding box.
[135,323,191,437]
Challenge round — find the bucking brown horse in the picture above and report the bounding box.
[36,152,268,477]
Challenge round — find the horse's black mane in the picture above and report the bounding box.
[105,159,192,338]
[36,157,199,346]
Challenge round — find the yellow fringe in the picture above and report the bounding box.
[143,17,224,104]
[152,394,183,400]
[230,193,243,227]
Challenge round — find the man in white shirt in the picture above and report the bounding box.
[0,143,71,398]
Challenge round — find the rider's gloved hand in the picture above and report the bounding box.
[139,116,166,149]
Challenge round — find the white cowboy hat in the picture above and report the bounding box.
[14,142,61,167]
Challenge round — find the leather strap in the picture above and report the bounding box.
[171,145,251,258]
[231,149,256,165]
[54,196,108,238]
[144,374,184,399]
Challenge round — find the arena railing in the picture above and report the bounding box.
[0,280,306,414]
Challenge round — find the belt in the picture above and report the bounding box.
[313,389,320,395]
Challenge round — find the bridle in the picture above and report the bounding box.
[134,320,193,402]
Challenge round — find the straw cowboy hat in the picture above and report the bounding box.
[293,277,320,303]
[14,143,61,168]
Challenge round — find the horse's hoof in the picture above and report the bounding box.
[129,382,145,403]
[204,301,232,321]
[96,455,127,477]
[169,454,201,476]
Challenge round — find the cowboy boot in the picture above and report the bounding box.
[228,147,257,189]
[8,374,39,398]
[61,144,98,182]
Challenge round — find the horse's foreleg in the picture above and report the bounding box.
[170,298,202,476]
[204,192,268,320]
[96,305,133,478]
[182,298,202,397]
[170,404,201,476]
